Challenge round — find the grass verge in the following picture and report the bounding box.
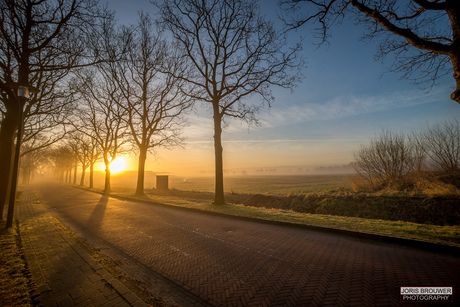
[87,187,460,248]
[0,220,32,307]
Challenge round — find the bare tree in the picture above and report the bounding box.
[78,140,90,186]
[280,0,460,104]
[87,135,101,189]
[108,13,192,195]
[69,141,79,185]
[66,133,92,186]
[73,68,129,193]
[158,0,303,204]
[62,140,79,185]
[49,145,75,182]
[19,146,42,185]
[353,130,424,188]
[413,117,460,174]
[0,0,110,220]
[22,146,55,182]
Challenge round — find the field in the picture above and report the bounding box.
[97,172,353,195]
[168,174,352,195]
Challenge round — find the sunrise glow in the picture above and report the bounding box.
[111,157,128,174]
[97,157,128,174]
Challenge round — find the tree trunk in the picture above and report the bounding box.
[89,163,94,189]
[0,104,19,220]
[213,103,225,205]
[104,161,111,194]
[21,167,28,185]
[80,163,87,186]
[28,167,32,184]
[73,161,77,184]
[448,5,460,103]
[135,147,147,195]
[21,165,32,185]
[451,59,460,103]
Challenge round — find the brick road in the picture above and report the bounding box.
[30,182,460,306]
[16,187,147,307]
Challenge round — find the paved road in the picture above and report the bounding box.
[36,182,459,306]
[16,187,148,307]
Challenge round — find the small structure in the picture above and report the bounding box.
[156,175,169,191]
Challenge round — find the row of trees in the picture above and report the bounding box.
[71,13,193,195]
[61,0,302,201]
[0,0,110,221]
[1,0,459,221]
[1,0,304,214]
[20,136,100,189]
[353,117,460,189]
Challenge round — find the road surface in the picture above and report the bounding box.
[34,181,460,306]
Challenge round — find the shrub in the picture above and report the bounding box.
[350,175,380,192]
[413,117,460,175]
[353,130,423,189]
[411,172,460,197]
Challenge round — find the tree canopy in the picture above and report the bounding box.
[280,0,460,103]
[158,0,304,204]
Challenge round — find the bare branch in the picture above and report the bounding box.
[159,0,304,204]
[280,0,460,103]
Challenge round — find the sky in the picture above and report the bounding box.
[103,0,460,176]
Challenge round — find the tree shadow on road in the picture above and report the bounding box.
[86,195,108,230]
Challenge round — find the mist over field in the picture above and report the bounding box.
[67,165,355,195]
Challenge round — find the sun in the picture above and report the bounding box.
[109,157,127,174]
